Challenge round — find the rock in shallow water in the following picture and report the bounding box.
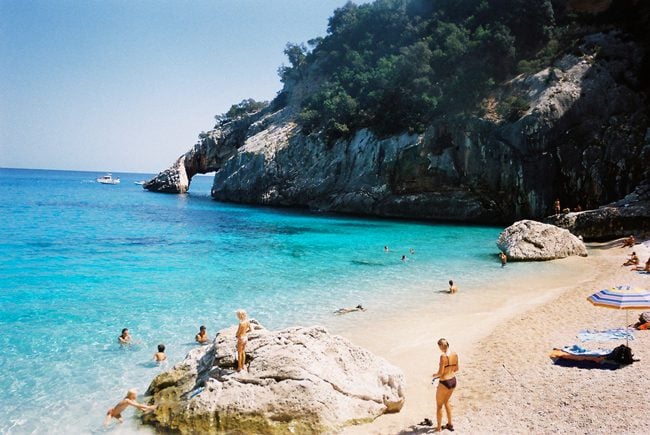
[497,220,588,261]
[142,325,405,434]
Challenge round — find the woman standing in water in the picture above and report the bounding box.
[235,309,251,372]
[432,338,459,432]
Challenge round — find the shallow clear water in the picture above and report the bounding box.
[0,168,571,434]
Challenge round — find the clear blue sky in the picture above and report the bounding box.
[0,0,367,173]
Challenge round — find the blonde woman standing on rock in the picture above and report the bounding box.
[235,309,251,372]
[432,338,459,432]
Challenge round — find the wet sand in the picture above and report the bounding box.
[336,240,650,434]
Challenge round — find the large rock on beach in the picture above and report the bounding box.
[142,324,405,434]
[497,220,588,261]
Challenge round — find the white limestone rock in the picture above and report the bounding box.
[497,219,588,261]
[143,325,405,434]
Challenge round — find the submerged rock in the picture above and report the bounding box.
[497,220,588,261]
[142,325,405,434]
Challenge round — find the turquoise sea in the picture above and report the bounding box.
[0,168,575,434]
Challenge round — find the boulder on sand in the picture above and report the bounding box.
[497,220,588,261]
[142,325,405,434]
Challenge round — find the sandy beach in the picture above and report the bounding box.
[337,240,650,434]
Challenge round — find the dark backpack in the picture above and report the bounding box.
[606,344,635,365]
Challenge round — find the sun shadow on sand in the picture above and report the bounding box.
[397,424,440,434]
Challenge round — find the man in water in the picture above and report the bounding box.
[500,252,507,267]
[104,389,156,426]
[195,325,209,344]
[118,328,132,345]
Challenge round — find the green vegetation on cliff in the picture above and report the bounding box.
[276,0,649,144]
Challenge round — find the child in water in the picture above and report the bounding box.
[104,389,155,426]
[153,344,166,362]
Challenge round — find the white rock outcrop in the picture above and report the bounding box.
[497,219,588,261]
[143,325,405,434]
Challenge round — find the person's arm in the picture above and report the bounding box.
[432,355,445,379]
[126,399,154,412]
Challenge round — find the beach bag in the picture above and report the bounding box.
[606,344,634,365]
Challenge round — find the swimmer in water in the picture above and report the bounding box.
[118,328,132,346]
[334,304,366,315]
[195,325,208,344]
[153,344,167,362]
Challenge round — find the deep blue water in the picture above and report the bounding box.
[0,168,526,433]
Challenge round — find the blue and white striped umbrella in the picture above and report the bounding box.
[588,286,650,310]
[588,286,650,346]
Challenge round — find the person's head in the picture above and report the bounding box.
[356,304,363,310]
[121,328,129,336]
[449,280,454,286]
[157,344,165,352]
[236,309,247,321]
[126,389,137,399]
[632,252,636,255]
[437,338,449,352]
[199,325,206,332]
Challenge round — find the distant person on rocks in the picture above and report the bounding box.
[448,280,458,294]
[235,309,251,372]
[621,235,635,248]
[195,325,208,344]
[623,252,640,266]
[104,389,155,426]
[118,328,132,346]
[431,338,459,433]
[500,252,507,267]
[153,344,167,362]
[334,304,366,315]
[553,198,561,215]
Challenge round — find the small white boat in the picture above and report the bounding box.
[96,174,120,185]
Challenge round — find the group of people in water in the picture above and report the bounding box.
[106,310,253,426]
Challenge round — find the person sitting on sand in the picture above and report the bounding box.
[499,252,507,267]
[153,344,166,362]
[448,280,458,294]
[334,304,366,315]
[235,309,251,372]
[104,389,155,426]
[621,235,635,248]
[118,328,132,346]
[623,252,640,266]
[195,325,208,344]
[631,257,650,272]
[431,338,459,433]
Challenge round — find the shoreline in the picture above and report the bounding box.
[335,240,650,434]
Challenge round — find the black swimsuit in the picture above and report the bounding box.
[439,355,457,389]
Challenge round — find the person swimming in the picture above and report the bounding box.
[195,325,208,344]
[118,328,132,346]
[153,344,166,362]
[334,304,366,315]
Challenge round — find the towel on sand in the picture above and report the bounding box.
[577,328,635,342]
[560,344,611,356]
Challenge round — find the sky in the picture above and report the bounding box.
[0,0,368,173]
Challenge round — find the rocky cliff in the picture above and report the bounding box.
[145,30,648,230]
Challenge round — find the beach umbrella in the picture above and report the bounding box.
[587,285,650,346]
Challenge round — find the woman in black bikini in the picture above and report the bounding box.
[432,338,459,432]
